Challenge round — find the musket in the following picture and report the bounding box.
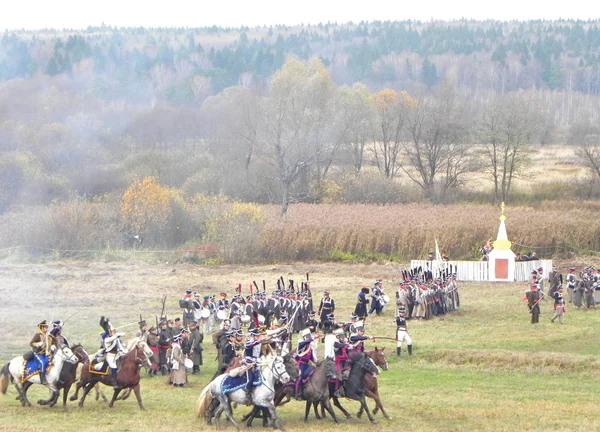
[160,294,167,319]
[528,290,545,313]
[62,311,79,326]
[369,336,398,341]
[114,321,141,330]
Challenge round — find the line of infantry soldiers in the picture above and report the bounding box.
[394,272,461,320]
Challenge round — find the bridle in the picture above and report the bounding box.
[258,356,291,394]
[57,344,78,364]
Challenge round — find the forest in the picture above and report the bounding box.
[1,20,600,261]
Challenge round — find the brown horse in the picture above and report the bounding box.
[358,347,391,419]
[69,342,146,410]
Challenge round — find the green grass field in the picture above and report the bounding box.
[1,261,600,431]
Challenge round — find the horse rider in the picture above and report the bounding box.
[100,317,127,389]
[50,319,69,347]
[395,307,413,357]
[318,291,335,328]
[349,322,373,353]
[29,320,56,385]
[333,328,350,397]
[294,328,316,400]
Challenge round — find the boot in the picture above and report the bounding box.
[193,365,199,375]
[396,347,401,357]
[408,345,413,356]
[294,377,303,400]
[39,372,48,385]
[111,369,120,390]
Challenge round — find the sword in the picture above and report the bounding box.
[61,311,79,326]
[113,321,140,330]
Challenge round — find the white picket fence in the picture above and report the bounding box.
[410,259,553,282]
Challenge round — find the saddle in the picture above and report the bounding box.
[21,355,52,384]
[89,360,110,375]
[221,373,262,395]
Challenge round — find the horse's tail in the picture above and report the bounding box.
[196,382,213,420]
[0,363,11,394]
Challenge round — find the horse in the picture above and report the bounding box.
[70,341,149,410]
[197,355,293,431]
[0,343,78,408]
[19,344,89,411]
[357,347,391,420]
[318,351,381,424]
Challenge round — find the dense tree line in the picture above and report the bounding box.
[2,20,600,101]
[2,22,600,220]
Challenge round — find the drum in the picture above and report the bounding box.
[184,358,193,370]
[382,294,390,304]
[216,309,228,321]
[200,308,211,319]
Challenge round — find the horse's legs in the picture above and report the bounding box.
[304,400,312,423]
[265,402,284,431]
[322,398,340,424]
[15,382,31,407]
[62,383,72,411]
[108,388,122,408]
[332,396,352,419]
[18,382,32,403]
[117,388,132,401]
[365,388,390,419]
[132,384,145,410]
[46,389,60,407]
[217,396,241,430]
[312,401,322,420]
[242,406,260,426]
[69,381,82,401]
[358,396,377,424]
[78,381,96,408]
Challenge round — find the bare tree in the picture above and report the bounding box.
[570,115,600,181]
[476,92,534,203]
[371,89,412,178]
[402,83,473,200]
[259,57,335,217]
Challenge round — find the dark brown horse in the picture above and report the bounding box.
[69,342,147,410]
[359,347,390,419]
[20,344,89,411]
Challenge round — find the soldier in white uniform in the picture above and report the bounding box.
[99,317,126,389]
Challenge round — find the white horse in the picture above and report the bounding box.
[0,344,78,407]
[197,355,292,431]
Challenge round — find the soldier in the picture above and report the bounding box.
[168,333,187,387]
[181,289,195,327]
[100,318,127,389]
[395,307,413,357]
[525,283,542,324]
[50,320,69,347]
[349,322,373,353]
[138,319,149,343]
[146,326,160,376]
[189,320,203,375]
[244,328,263,359]
[344,315,359,338]
[333,328,350,397]
[216,331,238,376]
[212,319,231,374]
[217,292,230,309]
[536,267,545,295]
[369,281,384,315]
[551,286,566,324]
[29,320,55,385]
[317,291,335,327]
[354,287,370,320]
[158,319,171,375]
[294,328,316,400]
[548,266,562,297]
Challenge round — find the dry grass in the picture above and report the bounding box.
[1,261,600,431]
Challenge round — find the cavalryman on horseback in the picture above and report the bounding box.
[99,316,126,389]
[29,320,56,385]
[333,328,350,397]
[349,321,373,353]
[294,328,316,400]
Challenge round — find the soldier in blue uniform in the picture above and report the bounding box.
[318,291,335,328]
[369,281,384,315]
[294,328,316,399]
[551,286,566,324]
[354,287,370,320]
[349,322,373,353]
